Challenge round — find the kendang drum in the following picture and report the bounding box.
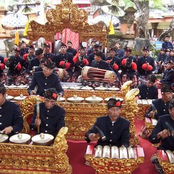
[157,150,174,174]
[81,66,117,85]
[85,145,144,174]
[31,133,54,146]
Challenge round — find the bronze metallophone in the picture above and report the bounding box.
[158,150,174,174]
[85,145,144,174]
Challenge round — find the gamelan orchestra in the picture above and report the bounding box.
[0,3,174,174]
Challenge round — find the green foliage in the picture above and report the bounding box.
[150,0,167,10]
[124,0,137,10]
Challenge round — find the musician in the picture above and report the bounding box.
[43,43,55,60]
[138,74,158,99]
[28,48,43,73]
[156,48,167,73]
[72,46,89,81]
[66,41,77,57]
[162,35,173,51]
[30,88,65,137]
[87,40,95,56]
[120,47,137,84]
[145,85,173,120]
[165,49,174,63]
[160,60,174,85]
[137,47,155,77]
[6,47,26,81]
[91,51,112,71]
[0,55,5,81]
[53,42,73,78]
[149,98,174,174]
[0,83,23,136]
[28,58,64,97]
[23,45,35,70]
[106,48,120,74]
[19,41,29,57]
[114,42,125,59]
[88,44,105,65]
[85,98,130,147]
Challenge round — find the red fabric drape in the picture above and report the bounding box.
[62,28,79,50]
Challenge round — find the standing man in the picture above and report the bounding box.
[6,47,26,85]
[162,35,173,51]
[66,41,77,57]
[114,42,125,59]
[30,88,65,137]
[106,48,120,74]
[28,48,43,73]
[120,47,137,85]
[43,43,55,60]
[85,98,130,147]
[0,83,23,136]
[137,46,155,78]
[53,42,73,79]
[28,58,64,97]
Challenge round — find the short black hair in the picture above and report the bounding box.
[169,99,174,109]
[0,83,6,94]
[95,51,103,58]
[35,48,43,56]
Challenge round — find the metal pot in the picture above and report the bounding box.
[32,133,54,146]
[9,133,31,144]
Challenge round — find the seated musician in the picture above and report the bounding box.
[0,55,5,82]
[6,47,26,84]
[91,51,113,71]
[138,74,158,99]
[160,59,174,85]
[27,48,43,73]
[149,98,174,174]
[0,83,23,136]
[28,58,64,97]
[85,98,130,147]
[106,48,120,74]
[30,88,65,137]
[120,47,137,86]
[145,84,172,120]
[72,46,89,82]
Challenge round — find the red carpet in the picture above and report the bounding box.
[67,118,158,174]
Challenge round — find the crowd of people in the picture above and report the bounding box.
[0,36,174,174]
[0,35,173,89]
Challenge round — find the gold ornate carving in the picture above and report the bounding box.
[64,89,124,99]
[158,150,174,174]
[27,0,108,44]
[137,103,150,120]
[0,127,72,174]
[6,88,29,97]
[20,89,139,145]
[85,151,144,174]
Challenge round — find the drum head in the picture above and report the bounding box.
[32,133,54,145]
[9,133,31,144]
